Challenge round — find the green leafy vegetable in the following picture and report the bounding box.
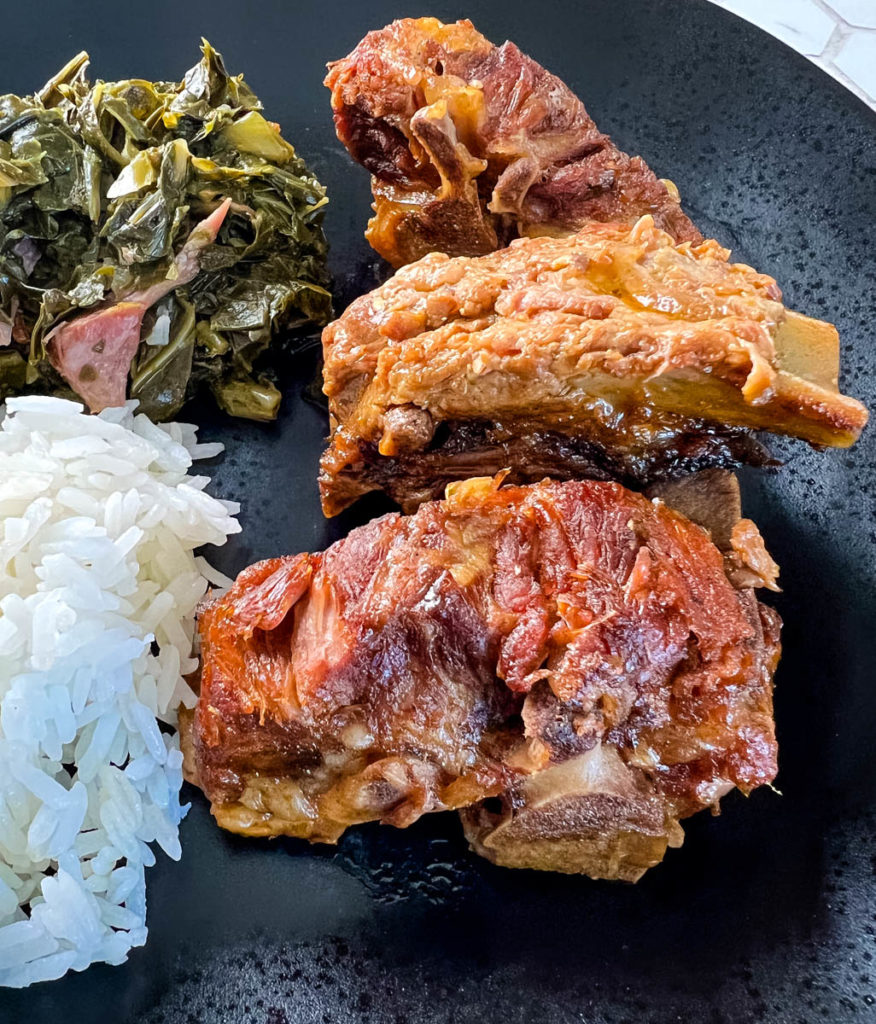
[0,41,331,420]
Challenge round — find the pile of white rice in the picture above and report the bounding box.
[0,396,240,987]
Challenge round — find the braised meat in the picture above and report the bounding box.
[184,474,781,881]
[319,217,868,515]
[325,17,701,266]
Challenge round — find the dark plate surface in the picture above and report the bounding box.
[2,1,876,1021]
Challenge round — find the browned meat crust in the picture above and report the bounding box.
[322,415,772,515]
[187,474,781,881]
[319,218,868,516]
[325,17,701,266]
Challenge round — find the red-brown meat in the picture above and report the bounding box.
[325,17,701,266]
[319,218,869,516]
[186,474,781,881]
[46,200,230,412]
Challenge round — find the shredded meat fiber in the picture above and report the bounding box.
[185,474,781,881]
[322,17,867,518]
[320,217,868,516]
[325,17,701,266]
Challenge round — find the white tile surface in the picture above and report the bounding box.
[711,0,876,107]
[823,0,876,29]
[833,30,876,98]
[710,0,836,53]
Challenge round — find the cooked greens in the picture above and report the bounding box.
[0,42,331,420]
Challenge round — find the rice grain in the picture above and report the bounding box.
[0,397,240,987]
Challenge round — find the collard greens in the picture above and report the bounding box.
[0,42,331,420]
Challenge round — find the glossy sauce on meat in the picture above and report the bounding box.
[325,17,700,266]
[186,476,781,881]
[319,217,868,516]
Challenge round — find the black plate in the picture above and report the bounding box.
[3,1,876,1021]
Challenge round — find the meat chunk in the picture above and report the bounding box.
[185,474,781,881]
[319,217,868,515]
[325,17,701,266]
[46,200,230,412]
[45,303,148,413]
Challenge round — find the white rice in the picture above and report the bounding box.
[0,396,240,987]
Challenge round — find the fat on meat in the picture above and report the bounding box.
[185,474,781,882]
[325,17,701,266]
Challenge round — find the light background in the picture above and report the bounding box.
[710,0,876,107]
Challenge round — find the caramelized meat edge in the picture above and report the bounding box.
[319,218,868,516]
[185,474,781,881]
[325,17,700,266]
